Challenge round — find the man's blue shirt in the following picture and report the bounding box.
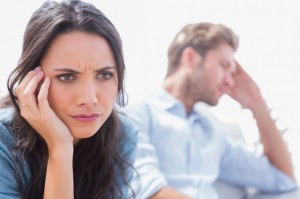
[126,88,296,199]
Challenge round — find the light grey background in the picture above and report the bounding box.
[1,0,300,181]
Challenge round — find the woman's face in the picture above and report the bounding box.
[40,31,118,140]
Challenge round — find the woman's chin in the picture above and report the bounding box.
[70,127,100,141]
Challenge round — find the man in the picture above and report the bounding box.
[126,22,296,198]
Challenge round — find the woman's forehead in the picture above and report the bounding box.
[41,32,116,71]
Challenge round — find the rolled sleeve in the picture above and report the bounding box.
[132,139,168,198]
[125,103,168,198]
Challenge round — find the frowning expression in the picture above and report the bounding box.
[40,31,118,140]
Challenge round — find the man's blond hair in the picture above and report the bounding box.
[166,22,239,76]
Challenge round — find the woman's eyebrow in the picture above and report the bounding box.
[95,66,117,72]
[52,66,116,74]
[53,68,81,74]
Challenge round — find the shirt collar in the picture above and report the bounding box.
[149,88,189,118]
[149,88,179,107]
[148,88,213,130]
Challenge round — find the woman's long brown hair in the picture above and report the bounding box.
[2,0,135,198]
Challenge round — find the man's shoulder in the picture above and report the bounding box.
[126,89,176,113]
[124,98,154,118]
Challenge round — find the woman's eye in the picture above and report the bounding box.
[97,72,113,79]
[57,74,76,81]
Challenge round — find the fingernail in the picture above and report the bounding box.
[34,67,41,71]
[44,77,50,83]
[36,71,44,77]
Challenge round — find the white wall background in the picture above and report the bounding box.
[1,0,300,180]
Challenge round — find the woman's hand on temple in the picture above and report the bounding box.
[16,67,74,150]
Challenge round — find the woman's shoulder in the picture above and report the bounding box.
[0,107,15,147]
[0,107,14,123]
[115,113,138,199]
[117,112,138,158]
[118,112,138,142]
[0,108,30,198]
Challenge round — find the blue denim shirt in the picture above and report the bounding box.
[125,88,297,199]
[0,108,137,199]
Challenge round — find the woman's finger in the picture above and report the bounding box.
[38,77,51,111]
[20,70,44,109]
[15,67,41,97]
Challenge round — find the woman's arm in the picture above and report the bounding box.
[16,67,74,198]
[150,187,191,199]
[44,145,74,199]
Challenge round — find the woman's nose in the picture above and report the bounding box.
[77,83,98,107]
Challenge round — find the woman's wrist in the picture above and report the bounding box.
[48,143,74,160]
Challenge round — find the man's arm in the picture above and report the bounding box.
[251,99,295,180]
[225,62,295,180]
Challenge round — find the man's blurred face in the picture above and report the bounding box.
[190,42,237,106]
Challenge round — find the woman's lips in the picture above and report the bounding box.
[71,114,100,122]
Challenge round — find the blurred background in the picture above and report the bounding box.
[1,0,300,180]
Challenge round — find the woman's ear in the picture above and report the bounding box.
[181,47,202,69]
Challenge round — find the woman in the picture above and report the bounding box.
[0,0,137,198]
